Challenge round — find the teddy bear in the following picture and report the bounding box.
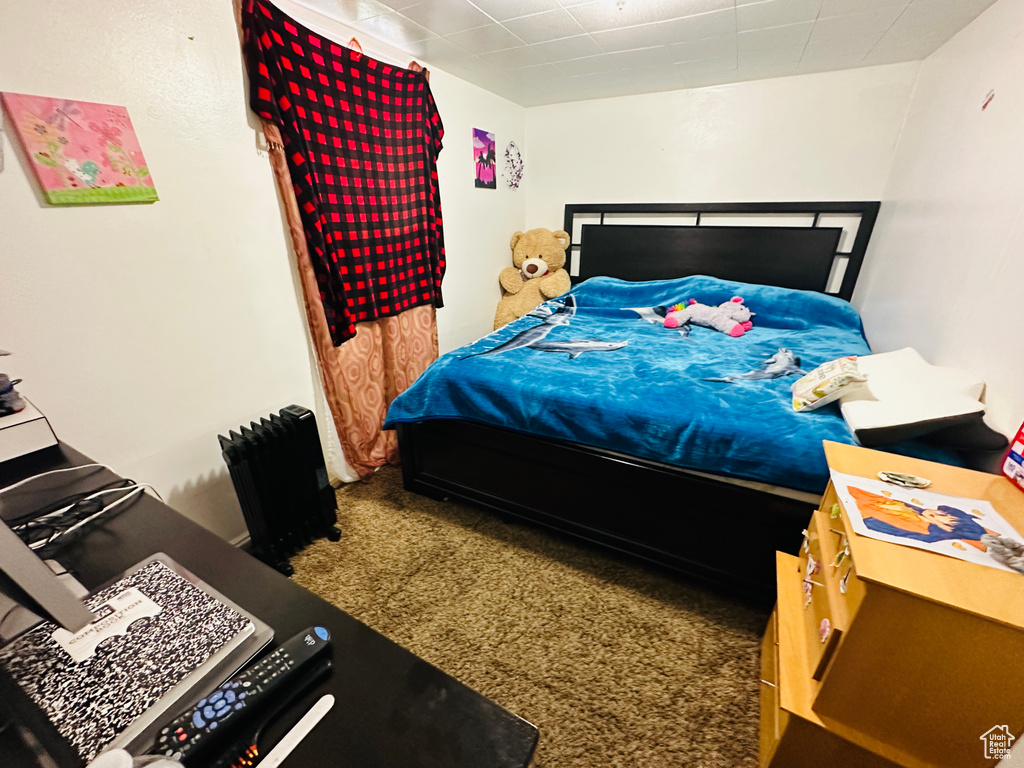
[663,296,754,337]
[494,228,572,329]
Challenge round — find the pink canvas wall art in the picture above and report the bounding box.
[473,128,496,189]
[2,92,157,205]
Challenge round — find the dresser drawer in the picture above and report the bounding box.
[759,609,788,767]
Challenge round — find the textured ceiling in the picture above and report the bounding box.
[291,0,998,106]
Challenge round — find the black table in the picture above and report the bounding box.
[0,445,538,767]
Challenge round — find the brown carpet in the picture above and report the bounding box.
[291,467,769,767]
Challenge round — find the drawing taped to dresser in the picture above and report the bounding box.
[831,470,1024,575]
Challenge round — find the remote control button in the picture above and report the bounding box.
[224,691,236,704]
[235,703,244,711]
[239,692,246,700]
[178,733,187,742]
[192,711,206,729]
[209,691,224,704]
[209,721,218,730]
[197,698,207,708]
[315,626,329,641]
[203,705,216,719]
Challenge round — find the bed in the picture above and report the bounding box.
[385,202,956,601]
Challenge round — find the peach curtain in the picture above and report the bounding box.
[262,121,438,479]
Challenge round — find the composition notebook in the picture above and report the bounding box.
[0,555,266,762]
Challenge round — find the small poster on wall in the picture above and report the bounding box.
[1,92,157,205]
[473,128,496,189]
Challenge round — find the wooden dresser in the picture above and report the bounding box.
[760,441,1024,768]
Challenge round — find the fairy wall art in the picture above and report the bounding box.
[2,92,157,205]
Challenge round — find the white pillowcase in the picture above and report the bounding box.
[838,347,986,446]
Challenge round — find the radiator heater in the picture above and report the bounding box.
[218,405,339,575]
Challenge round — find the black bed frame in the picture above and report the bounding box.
[397,202,880,602]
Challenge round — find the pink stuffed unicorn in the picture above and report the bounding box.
[663,296,754,337]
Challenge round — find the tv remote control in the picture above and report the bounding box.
[152,625,331,763]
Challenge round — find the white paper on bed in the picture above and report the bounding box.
[830,470,1024,574]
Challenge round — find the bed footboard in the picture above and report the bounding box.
[396,420,815,602]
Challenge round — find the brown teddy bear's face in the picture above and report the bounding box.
[509,228,570,273]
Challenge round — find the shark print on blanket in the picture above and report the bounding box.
[703,347,803,383]
[464,296,629,359]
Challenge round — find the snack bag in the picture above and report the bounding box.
[792,356,867,412]
[1003,421,1024,493]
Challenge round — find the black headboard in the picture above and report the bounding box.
[562,202,880,301]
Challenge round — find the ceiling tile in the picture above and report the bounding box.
[647,8,738,42]
[872,0,996,45]
[592,8,735,52]
[813,5,910,36]
[667,34,736,63]
[800,7,907,59]
[566,0,734,34]
[555,52,622,77]
[532,34,604,61]
[479,45,550,68]
[675,53,737,76]
[502,7,587,44]
[352,11,438,43]
[796,54,869,72]
[739,45,804,65]
[819,0,908,18]
[591,23,664,53]
[607,45,678,68]
[467,0,563,21]
[862,0,989,62]
[736,0,823,32]
[400,0,494,35]
[292,0,395,23]
[404,35,476,64]
[377,0,425,10]
[800,37,872,61]
[738,21,813,54]
[444,23,524,53]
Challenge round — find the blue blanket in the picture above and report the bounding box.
[385,276,958,493]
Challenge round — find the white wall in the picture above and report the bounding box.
[856,0,1024,437]
[524,63,921,228]
[0,0,524,541]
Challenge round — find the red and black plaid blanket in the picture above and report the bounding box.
[242,0,445,344]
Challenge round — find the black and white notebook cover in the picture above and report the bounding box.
[0,558,252,761]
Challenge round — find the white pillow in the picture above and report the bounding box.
[838,347,986,446]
